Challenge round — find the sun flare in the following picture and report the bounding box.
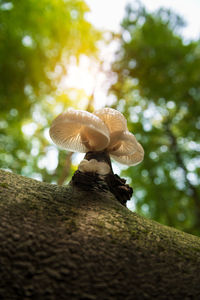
[59,55,111,109]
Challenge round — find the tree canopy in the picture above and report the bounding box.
[0,0,99,182]
[110,3,200,235]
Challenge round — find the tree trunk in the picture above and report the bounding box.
[0,169,200,299]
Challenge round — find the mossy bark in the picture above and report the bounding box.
[0,169,200,299]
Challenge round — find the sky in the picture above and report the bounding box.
[61,0,200,120]
[85,0,200,40]
[62,0,200,122]
[63,0,200,112]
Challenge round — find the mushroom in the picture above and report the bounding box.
[50,107,144,205]
[50,107,144,174]
[94,108,144,166]
[49,108,110,153]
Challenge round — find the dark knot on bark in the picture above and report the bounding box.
[71,171,133,206]
[70,151,133,206]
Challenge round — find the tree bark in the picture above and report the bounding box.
[0,169,200,299]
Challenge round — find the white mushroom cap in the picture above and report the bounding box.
[94,108,127,133]
[108,131,139,156]
[111,142,144,166]
[94,108,144,166]
[49,108,110,152]
[50,107,144,166]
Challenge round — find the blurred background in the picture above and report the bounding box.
[0,0,200,236]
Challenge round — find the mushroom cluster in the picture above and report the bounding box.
[50,107,143,204]
[50,107,144,169]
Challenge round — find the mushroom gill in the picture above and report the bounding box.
[49,108,110,152]
[111,142,144,166]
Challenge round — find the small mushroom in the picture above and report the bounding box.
[50,107,144,204]
[50,108,110,153]
[94,108,144,166]
[111,141,144,166]
[50,107,144,171]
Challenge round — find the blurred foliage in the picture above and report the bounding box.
[1,0,200,237]
[0,0,99,182]
[110,3,200,235]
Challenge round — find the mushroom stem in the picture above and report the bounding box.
[72,150,133,206]
[84,151,114,174]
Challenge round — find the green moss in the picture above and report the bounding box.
[0,182,9,188]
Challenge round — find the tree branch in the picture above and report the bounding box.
[0,169,200,299]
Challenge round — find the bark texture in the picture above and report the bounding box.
[0,169,200,299]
